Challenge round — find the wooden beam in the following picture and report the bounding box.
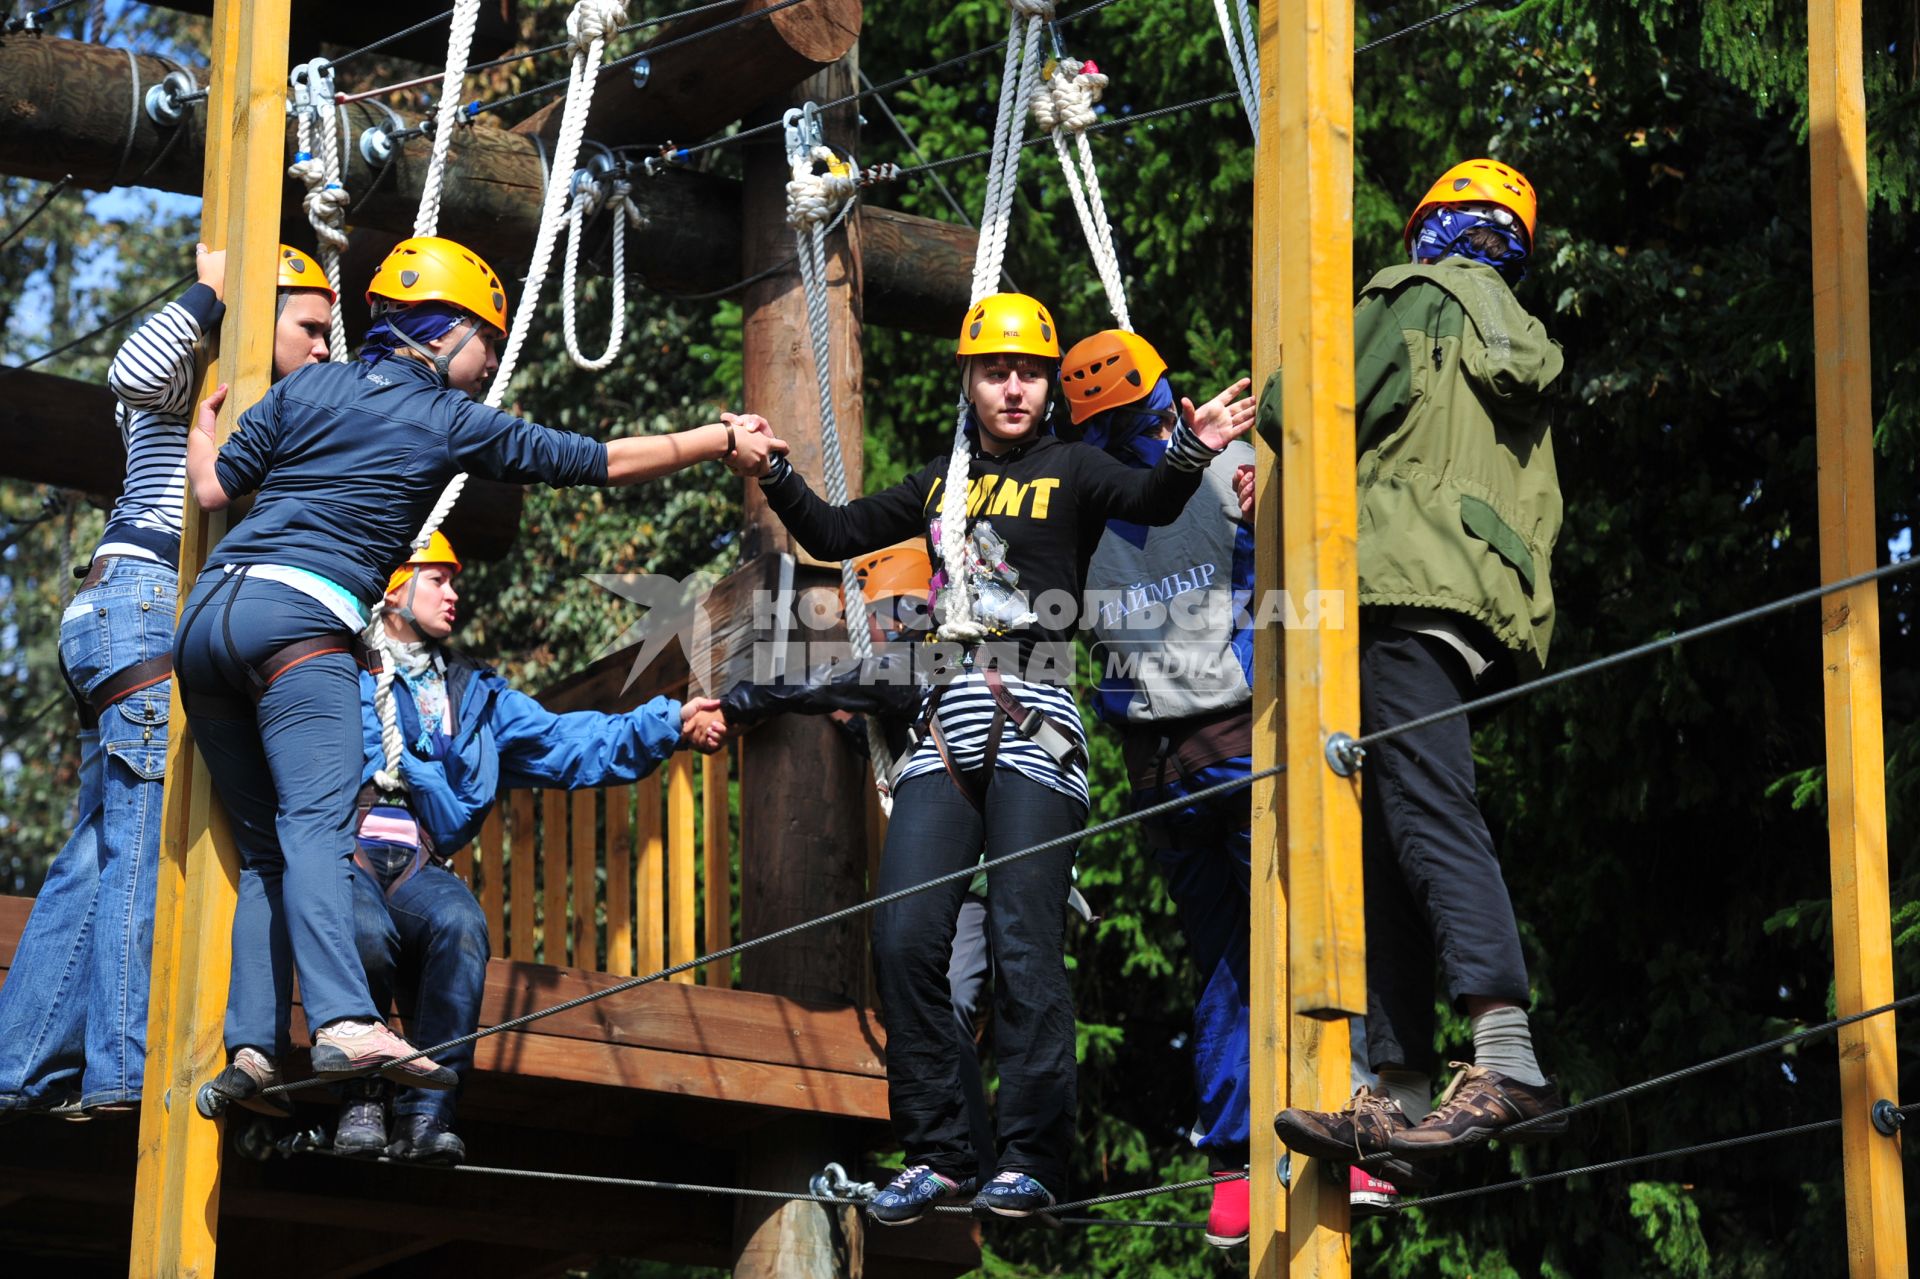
[0,367,525,560]
[1808,2,1908,1275]
[0,36,974,335]
[512,0,860,150]
[129,0,291,1274]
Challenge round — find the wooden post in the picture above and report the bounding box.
[1807,3,1908,1275]
[129,1,290,1273]
[480,807,506,958]
[542,790,568,965]
[1247,2,1288,1268]
[572,789,598,969]
[510,790,536,960]
[731,49,870,1279]
[638,777,665,972]
[606,786,634,976]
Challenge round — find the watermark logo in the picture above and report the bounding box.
[587,569,720,693]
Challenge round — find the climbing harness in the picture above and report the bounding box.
[783,102,898,805]
[288,58,351,363]
[889,669,1086,807]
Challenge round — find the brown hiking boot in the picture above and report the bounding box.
[1274,1085,1413,1163]
[1387,1062,1568,1160]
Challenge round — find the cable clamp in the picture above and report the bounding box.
[808,1162,879,1201]
[1324,731,1365,777]
[1871,1099,1905,1137]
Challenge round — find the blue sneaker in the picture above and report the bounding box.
[971,1169,1055,1218]
[868,1164,974,1226]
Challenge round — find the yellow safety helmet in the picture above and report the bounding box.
[386,531,463,598]
[277,244,336,301]
[1403,158,1539,254]
[1060,330,1168,425]
[367,236,509,333]
[956,293,1060,362]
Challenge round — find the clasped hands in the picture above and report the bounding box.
[717,412,787,479]
[679,698,735,754]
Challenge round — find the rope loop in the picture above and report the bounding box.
[1008,0,1057,17]
[567,0,629,51]
[785,146,859,229]
[1030,56,1106,136]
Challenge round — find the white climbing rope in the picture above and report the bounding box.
[562,168,643,371]
[1215,0,1260,141]
[786,123,896,806]
[372,0,630,792]
[936,0,1053,644]
[1031,56,1131,330]
[287,59,351,362]
[412,0,481,239]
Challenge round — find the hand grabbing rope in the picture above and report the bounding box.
[1030,53,1131,330]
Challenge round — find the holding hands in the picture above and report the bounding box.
[681,698,730,753]
[1181,378,1257,452]
[720,412,788,479]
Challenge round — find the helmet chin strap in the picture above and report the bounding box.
[390,317,482,386]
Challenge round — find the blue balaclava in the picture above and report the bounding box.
[359,301,468,371]
[1411,204,1529,284]
[1082,375,1177,466]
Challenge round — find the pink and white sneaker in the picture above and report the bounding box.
[1349,1164,1403,1217]
[1204,1175,1250,1248]
[311,1019,457,1089]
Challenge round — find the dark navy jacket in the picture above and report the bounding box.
[213,358,609,605]
[359,650,684,854]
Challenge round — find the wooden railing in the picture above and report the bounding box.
[448,742,738,987]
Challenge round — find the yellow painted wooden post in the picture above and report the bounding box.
[703,746,733,988]
[667,752,697,983]
[1807,4,1908,1274]
[605,786,634,976]
[1247,0,1289,1268]
[129,1,290,1272]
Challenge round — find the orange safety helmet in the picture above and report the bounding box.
[367,236,509,333]
[1059,330,1169,425]
[853,541,932,605]
[1402,158,1538,254]
[277,244,336,301]
[956,293,1060,362]
[386,530,462,598]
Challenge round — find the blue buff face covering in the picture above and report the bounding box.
[1081,376,1176,464]
[359,303,466,365]
[1410,205,1530,284]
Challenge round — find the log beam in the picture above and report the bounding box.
[0,367,524,560]
[0,35,971,333]
[512,0,860,151]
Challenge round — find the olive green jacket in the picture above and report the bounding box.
[1258,258,1565,674]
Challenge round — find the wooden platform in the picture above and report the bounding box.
[0,895,979,1276]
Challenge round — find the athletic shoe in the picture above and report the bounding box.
[1389,1062,1568,1159]
[1204,1175,1250,1248]
[1274,1084,1412,1163]
[204,1047,294,1118]
[310,1019,457,1090]
[387,1113,467,1166]
[1349,1164,1402,1217]
[332,1080,389,1159]
[868,1164,975,1226]
[971,1169,1056,1218]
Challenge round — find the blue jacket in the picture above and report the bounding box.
[359,649,684,853]
[214,357,610,606]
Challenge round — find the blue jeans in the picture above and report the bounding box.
[0,556,175,1111]
[352,862,490,1123]
[1138,757,1255,1161]
[174,572,378,1041]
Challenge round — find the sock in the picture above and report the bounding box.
[1470,1005,1547,1086]
[1377,1068,1433,1121]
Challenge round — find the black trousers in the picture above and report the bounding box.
[872,769,1085,1190]
[1360,626,1530,1075]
